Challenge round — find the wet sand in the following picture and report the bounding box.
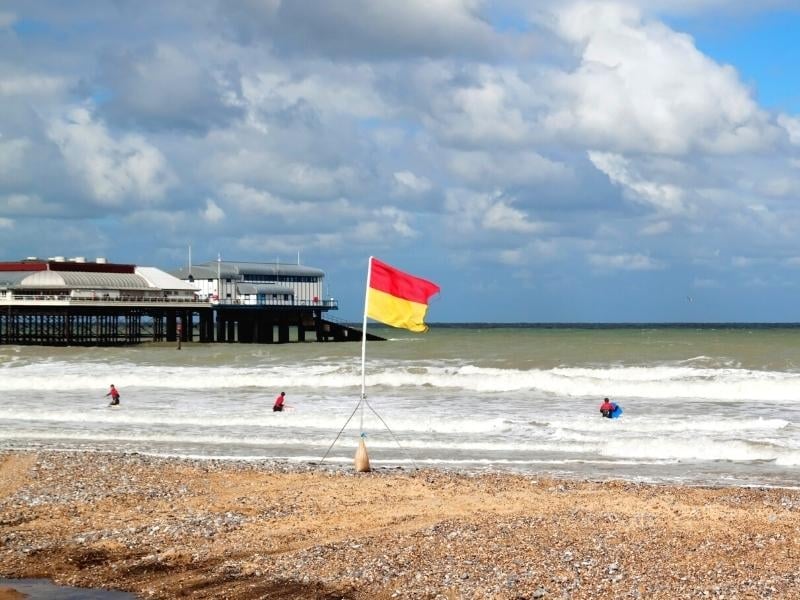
[1,451,799,599]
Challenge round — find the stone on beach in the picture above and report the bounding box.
[1,451,799,599]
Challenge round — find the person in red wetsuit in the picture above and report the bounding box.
[599,397,616,418]
[106,384,121,406]
[273,391,286,412]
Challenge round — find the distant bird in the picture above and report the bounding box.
[687,295,693,303]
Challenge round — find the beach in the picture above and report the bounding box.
[1,451,799,599]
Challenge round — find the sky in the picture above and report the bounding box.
[2,1,800,323]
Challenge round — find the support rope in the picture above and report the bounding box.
[364,397,418,469]
[320,396,363,463]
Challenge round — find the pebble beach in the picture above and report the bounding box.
[1,451,799,599]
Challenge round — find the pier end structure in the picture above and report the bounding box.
[170,259,384,344]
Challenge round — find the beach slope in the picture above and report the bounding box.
[1,452,798,599]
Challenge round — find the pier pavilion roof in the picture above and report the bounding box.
[14,270,151,290]
[0,271,39,289]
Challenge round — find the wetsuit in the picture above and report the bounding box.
[108,387,120,406]
[600,401,615,418]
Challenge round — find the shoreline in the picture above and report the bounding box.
[1,450,799,599]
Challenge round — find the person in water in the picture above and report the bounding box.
[599,397,616,418]
[106,384,120,406]
[273,391,286,412]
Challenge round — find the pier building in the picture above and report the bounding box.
[0,256,381,346]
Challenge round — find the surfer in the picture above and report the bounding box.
[599,397,616,418]
[106,384,120,406]
[273,391,286,412]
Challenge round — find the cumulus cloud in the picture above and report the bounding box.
[543,2,778,155]
[419,64,543,148]
[0,217,13,228]
[97,44,243,133]
[47,107,174,205]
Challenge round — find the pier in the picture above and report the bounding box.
[0,257,384,346]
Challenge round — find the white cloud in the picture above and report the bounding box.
[445,189,545,234]
[242,67,388,122]
[447,150,570,187]
[0,217,13,228]
[220,182,316,217]
[483,200,544,234]
[376,206,417,237]
[393,170,432,194]
[201,199,225,224]
[47,107,174,205]
[778,114,800,146]
[419,64,547,148]
[589,253,663,270]
[543,2,777,155]
[589,151,687,214]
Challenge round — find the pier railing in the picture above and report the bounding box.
[0,294,338,309]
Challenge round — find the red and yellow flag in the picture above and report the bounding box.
[367,257,440,332]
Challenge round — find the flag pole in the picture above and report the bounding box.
[353,256,374,472]
[360,256,373,428]
[320,256,374,468]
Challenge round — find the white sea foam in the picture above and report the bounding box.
[3,360,800,402]
[3,337,800,486]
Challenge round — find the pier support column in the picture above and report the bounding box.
[216,312,226,342]
[199,310,212,342]
[278,320,290,343]
[166,312,177,342]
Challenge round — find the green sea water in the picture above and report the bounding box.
[1,324,799,486]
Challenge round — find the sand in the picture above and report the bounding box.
[1,451,799,599]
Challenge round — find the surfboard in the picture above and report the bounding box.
[610,405,623,419]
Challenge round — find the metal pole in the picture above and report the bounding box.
[359,256,373,431]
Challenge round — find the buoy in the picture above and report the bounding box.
[354,437,371,472]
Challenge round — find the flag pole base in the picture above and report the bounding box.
[354,438,371,472]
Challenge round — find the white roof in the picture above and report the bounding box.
[136,267,200,291]
[19,270,152,290]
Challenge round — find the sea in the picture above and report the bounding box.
[2,324,799,488]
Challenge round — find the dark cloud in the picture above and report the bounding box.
[94,45,244,134]
[219,0,504,60]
